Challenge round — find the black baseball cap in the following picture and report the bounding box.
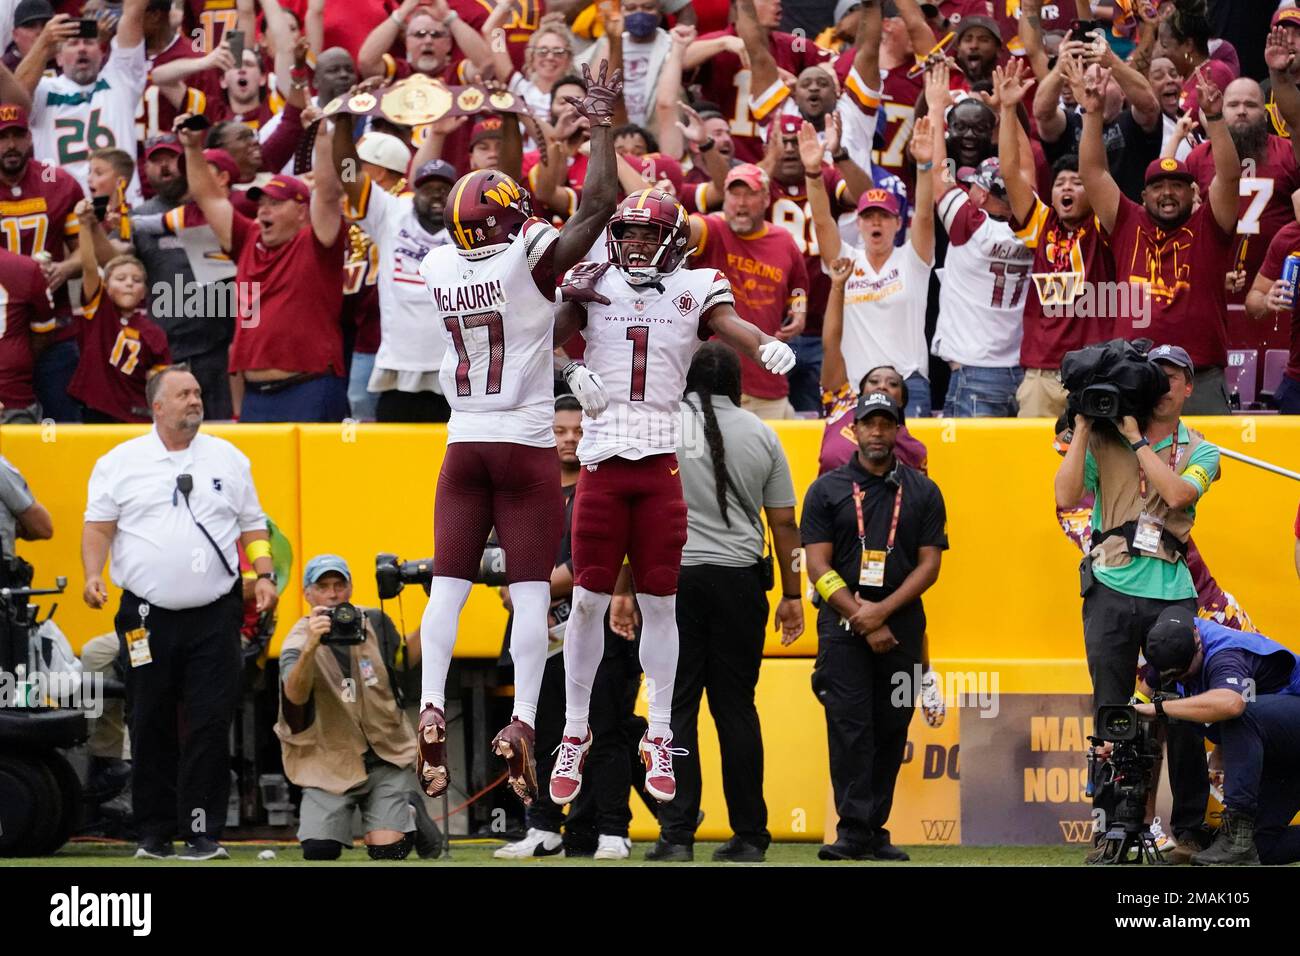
[14,0,54,26]
[854,391,902,423]
[1144,607,1199,679]
[412,159,457,188]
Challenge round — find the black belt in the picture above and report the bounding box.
[1091,521,1189,560]
[244,372,324,395]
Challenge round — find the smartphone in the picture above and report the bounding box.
[1068,19,1099,44]
[226,29,245,66]
[177,113,212,132]
[77,17,99,39]
[91,195,110,221]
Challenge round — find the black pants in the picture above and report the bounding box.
[1219,694,1300,864]
[1082,579,1207,836]
[813,630,918,848]
[115,583,243,843]
[375,389,451,423]
[528,629,645,843]
[658,564,770,848]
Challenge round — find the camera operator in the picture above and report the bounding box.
[276,554,424,862]
[1055,343,1222,862]
[801,391,948,862]
[1135,609,1300,866]
[0,452,53,555]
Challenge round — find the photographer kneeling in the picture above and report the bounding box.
[276,555,423,861]
[1055,344,1221,862]
[1136,610,1300,866]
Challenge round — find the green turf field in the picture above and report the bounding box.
[8,840,1085,866]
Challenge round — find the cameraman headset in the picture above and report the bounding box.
[1054,343,1221,863]
[276,554,424,861]
[1134,608,1300,866]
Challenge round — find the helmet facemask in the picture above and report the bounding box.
[607,219,685,286]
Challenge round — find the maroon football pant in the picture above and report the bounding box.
[432,441,563,583]
[571,453,688,596]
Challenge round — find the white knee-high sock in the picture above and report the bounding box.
[505,580,551,727]
[419,576,473,710]
[562,586,611,739]
[636,592,679,740]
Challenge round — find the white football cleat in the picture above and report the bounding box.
[493,828,564,859]
[594,835,632,860]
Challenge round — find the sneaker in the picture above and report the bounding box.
[491,718,539,806]
[178,837,229,861]
[417,705,449,799]
[639,732,688,803]
[1149,816,1173,853]
[1192,810,1260,866]
[644,838,693,862]
[919,669,946,728]
[134,839,174,860]
[493,828,564,860]
[594,835,632,860]
[712,837,765,863]
[549,731,592,805]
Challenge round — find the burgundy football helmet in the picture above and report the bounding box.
[444,169,533,259]
[606,188,690,286]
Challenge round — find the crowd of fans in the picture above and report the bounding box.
[0,0,1298,426]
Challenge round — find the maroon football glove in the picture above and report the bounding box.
[558,261,612,305]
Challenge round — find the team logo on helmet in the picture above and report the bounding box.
[485,178,524,209]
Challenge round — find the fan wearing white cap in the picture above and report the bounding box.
[331,111,457,422]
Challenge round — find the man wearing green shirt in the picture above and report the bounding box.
[1055,344,1219,862]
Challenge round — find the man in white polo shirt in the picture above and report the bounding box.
[81,365,278,862]
[331,110,456,422]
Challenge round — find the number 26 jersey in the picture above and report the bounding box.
[577,266,734,466]
[418,218,560,447]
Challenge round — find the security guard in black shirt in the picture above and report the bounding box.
[801,392,948,862]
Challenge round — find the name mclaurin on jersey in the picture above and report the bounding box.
[429,279,508,313]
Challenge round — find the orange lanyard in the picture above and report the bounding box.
[852,482,903,553]
[1138,436,1182,500]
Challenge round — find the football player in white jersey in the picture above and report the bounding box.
[413,62,624,807]
[547,188,796,806]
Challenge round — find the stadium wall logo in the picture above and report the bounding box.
[922,819,957,842]
[49,887,151,936]
[1058,820,1095,844]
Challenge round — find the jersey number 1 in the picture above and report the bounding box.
[444,311,505,396]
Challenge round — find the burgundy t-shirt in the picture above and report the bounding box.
[1104,195,1234,368]
[70,287,172,422]
[227,211,345,375]
[0,250,53,407]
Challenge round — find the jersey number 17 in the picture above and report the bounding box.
[444,311,505,396]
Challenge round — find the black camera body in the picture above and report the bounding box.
[1062,338,1168,424]
[375,548,507,599]
[319,601,364,646]
[1085,702,1168,864]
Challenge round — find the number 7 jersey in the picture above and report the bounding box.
[418,217,560,447]
[577,266,735,466]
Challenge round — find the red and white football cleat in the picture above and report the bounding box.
[548,731,592,805]
[416,705,449,798]
[640,733,688,803]
[492,718,539,806]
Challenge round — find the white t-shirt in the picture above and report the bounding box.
[32,38,148,202]
[578,265,734,465]
[84,428,267,610]
[350,179,452,377]
[418,218,560,446]
[621,42,655,124]
[932,187,1033,368]
[833,241,932,385]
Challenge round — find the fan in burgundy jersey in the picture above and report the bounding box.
[0,248,55,417]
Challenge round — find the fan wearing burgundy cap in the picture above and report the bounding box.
[176,107,349,421]
[1069,56,1239,415]
[410,62,624,809]
[0,101,90,423]
[332,102,460,423]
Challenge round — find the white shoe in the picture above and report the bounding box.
[493,828,564,859]
[1149,816,1172,852]
[920,669,946,727]
[594,835,631,860]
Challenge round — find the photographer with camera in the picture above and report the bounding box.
[1055,343,1222,862]
[1135,608,1300,866]
[276,554,424,862]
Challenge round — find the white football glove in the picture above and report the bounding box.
[563,362,609,418]
[759,340,796,375]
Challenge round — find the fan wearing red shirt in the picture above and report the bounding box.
[1245,221,1300,414]
[1185,78,1300,369]
[1073,59,1239,415]
[687,163,808,418]
[0,248,54,421]
[683,0,832,163]
[178,118,348,422]
[68,202,172,423]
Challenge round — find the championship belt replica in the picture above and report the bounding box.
[320,73,530,125]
